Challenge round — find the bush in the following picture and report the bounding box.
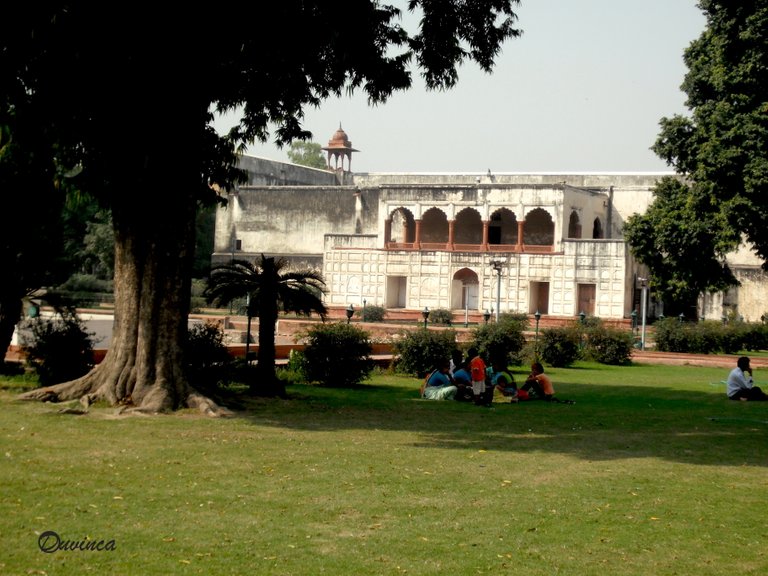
[58,273,113,293]
[538,325,581,367]
[301,322,374,386]
[653,318,759,355]
[584,326,633,365]
[428,308,453,326]
[185,322,233,394]
[20,311,96,386]
[360,304,386,322]
[393,328,457,376]
[471,320,526,367]
[498,312,530,332]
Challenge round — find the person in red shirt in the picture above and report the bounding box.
[468,347,491,407]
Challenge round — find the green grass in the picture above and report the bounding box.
[1,362,767,575]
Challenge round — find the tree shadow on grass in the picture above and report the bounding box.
[230,380,768,469]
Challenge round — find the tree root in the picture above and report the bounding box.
[18,377,233,418]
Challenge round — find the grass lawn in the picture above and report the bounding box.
[1,362,767,575]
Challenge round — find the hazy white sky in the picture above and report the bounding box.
[215,1,706,173]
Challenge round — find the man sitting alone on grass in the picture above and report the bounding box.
[726,356,768,401]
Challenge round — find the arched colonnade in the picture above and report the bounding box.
[384,205,558,253]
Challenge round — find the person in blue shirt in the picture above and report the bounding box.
[451,354,474,402]
[422,360,458,400]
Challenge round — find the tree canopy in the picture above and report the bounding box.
[4,2,523,411]
[627,1,768,307]
[287,141,327,170]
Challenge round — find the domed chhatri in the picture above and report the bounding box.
[322,123,359,173]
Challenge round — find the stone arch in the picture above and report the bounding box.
[388,207,415,243]
[523,208,554,246]
[568,210,582,238]
[452,268,480,311]
[592,217,603,239]
[488,207,518,245]
[421,207,449,243]
[454,207,483,245]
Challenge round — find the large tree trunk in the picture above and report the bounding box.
[19,126,229,416]
[255,261,284,397]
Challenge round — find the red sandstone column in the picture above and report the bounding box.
[414,219,422,249]
[516,221,525,251]
[448,220,455,250]
[482,220,489,251]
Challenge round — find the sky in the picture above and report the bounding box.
[214,1,707,174]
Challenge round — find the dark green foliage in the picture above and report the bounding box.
[539,325,581,367]
[193,205,216,278]
[652,318,768,355]
[428,308,453,326]
[360,304,386,322]
[628,2,768,308]
[184,322,233,394]
[498,312,530,332]
[50,273,114,308]
[20,312,95,386]
[393,328,457,376]
[300,322,373,387]
[584,326,633,365]
[623,178,737,311]
[1,2,522,403]
[471,319,525,367]
[205,256,327,396]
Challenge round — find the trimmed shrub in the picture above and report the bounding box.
[428,308,453,326]
[393,328,457,376]
[185,321,233,394]
[360,304,386,322]
[585,326,633,365]
[498,312,530,332]
[471,320,526,367]
[20,311,96,386]
[538,325,581,367]
[301,322,374,386]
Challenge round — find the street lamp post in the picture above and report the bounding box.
[630,309,637,335]
[463,285,469,328]
[579,310,586,325]
[639,277,648,351]
[422,306,430,329]
[678,312,685,324]
[245,293,252,361]
[346,304,354,324]
[483,310,491,325]
[362,299,367,322]
[490,259,504,322]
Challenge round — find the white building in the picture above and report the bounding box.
[213,129,768,323]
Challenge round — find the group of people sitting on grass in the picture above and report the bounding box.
[425,352,768,404]
[421,348,572,406]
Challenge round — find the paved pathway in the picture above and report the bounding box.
[631,350,768,369]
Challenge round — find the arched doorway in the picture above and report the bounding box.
[523,208,555,246]
[568,210,582,238]
[388,207,415,245]
[592,217,603,239]
[452,268,480,318]
[453,207,483,246]
[489,208,518,246]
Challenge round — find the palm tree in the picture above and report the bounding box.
[205,255,327,397]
